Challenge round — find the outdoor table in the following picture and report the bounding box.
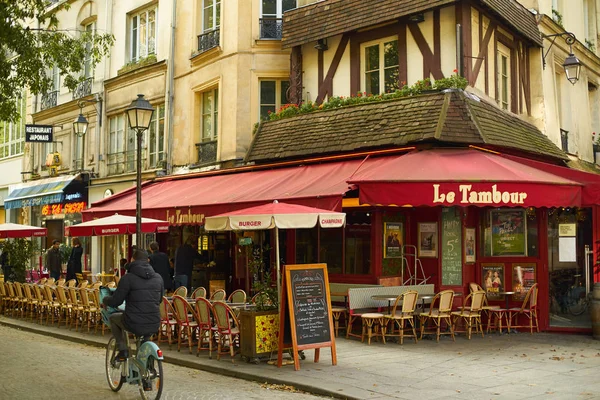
[371,294,399,313]
[496,291,516,310]
[331,291,348,304]
[491,291,516,334]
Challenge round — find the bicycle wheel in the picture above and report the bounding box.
[105,337,125,392]
[139,356,164,400]
[568,298,587,316]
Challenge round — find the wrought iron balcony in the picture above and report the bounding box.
[260,18,283,40]
[107,150,140,176]
[40,90,58,111]
[72,77,93,100]
[195,140,217,165]
[197,28,220,54]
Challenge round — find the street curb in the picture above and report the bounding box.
[0,318,348,399]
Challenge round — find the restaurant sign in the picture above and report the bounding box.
[25,124,53,142]
[165,209,205,224]
[433,184,527,206]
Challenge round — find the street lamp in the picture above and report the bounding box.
[73,113,88,137]
[542,31,582,85]
[126,94,154,249]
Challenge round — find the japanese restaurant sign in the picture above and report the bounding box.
[491,210,526,256]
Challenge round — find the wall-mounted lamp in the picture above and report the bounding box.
[72,96,103,138]
[407,13,425,23]
[314,39,328,51]
[542,32,582,85]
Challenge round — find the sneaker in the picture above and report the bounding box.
[115,350,129,362]
[142,380,153,391]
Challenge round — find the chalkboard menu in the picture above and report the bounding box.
[441,207,462,285]
[278,263,337,371]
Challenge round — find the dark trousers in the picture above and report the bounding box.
[109,312,129,351]
[50,269,61,281]
[174,274,189,292]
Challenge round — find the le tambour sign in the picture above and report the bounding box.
[25,125,53,143]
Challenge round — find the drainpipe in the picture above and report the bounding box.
[166,0,177,175]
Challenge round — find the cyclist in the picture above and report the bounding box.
[102,249,164,366]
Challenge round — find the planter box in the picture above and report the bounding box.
[239,309,279,363]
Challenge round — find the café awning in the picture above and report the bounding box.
[349,148,583,208]
[84,160,363,223]
[4,174,82,209]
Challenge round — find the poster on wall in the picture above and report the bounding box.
[464,228,476,263]
[481,263,504,300]
[384,222,403,259]
[511,263,536,301]
[491,209,526,256]
[418,222,438,257]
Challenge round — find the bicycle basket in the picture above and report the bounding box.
[99,286,125,327]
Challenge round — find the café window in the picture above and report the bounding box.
[296,227,317,264]
[480,208,538,258]
[361,36,399,95]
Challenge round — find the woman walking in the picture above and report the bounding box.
[66,238,83,282]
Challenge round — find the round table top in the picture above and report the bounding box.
[371,294,399,301]
[496,291,516,295]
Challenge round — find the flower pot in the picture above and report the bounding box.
[239,309,279,363]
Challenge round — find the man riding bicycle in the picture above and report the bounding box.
[103,249,164,365]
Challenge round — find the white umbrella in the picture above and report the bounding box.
[204,200,346,304]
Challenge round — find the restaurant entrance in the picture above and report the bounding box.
[548,207,593,329]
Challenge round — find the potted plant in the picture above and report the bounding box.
[2,238,39,282]
[238,243,280,363]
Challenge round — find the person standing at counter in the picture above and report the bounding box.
[149,241,173,293]
[66,238,83,283]
[174,237,202,292]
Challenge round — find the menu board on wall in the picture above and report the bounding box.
[491,209,526,256]
[441,207,462,285]
[277,264,337,371]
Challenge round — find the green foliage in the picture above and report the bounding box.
[245,243,278,311]
[552,9,564,28]
[0,0,114,122]
[117,54,158,75]
[58,243,72,264]
[268,73,469,122]
[2,239,39,282]
[585,39,596,52]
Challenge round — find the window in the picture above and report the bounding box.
[361,37,399,95]
[83,23,94,78]
[480,208,538,258]
[131,7,157,62]
[108,114,135,175]
[0,92,25,159]
[201,88,218,142]
[202,0,220,32]
[345,212,371,275]
[259,80,289,120]
[148,104,166,168]
[260,0,296,39]
[497,44,511,110]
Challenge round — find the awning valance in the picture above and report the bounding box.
[5,174,83,209]
[349,149,583,208]
[84,161,362,223]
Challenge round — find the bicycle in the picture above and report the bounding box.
[100,286,165,400]
[566,284,590,316]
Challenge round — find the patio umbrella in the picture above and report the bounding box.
[204,200,346,304]
[0,223,47,238]
[64,213,170,237]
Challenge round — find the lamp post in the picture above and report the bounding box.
[126,94,154,249]
[542,32,582,85]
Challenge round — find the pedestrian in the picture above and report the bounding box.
[174,237,202,292]
[46,239,62,281]
[0,244,12,281]
[148,241,173,292]
[66,238,83,282]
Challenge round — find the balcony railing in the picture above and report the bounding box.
[107,150,139,176]
[40,90,58,111]
[197,28,220,54]
[195,140,217,165]
[259,18,283,40]
[72,77,93,100]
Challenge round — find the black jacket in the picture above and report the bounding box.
[174,244,200,277]
[149,251,172,290]
[46,247,62,273]
[66,246,83,280]
[102,260,164,336]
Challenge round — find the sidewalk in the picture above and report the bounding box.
[2,315,599,399]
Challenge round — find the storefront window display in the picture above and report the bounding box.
[480,208,538,258]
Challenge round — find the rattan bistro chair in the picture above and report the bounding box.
[383,290,419,344]
[172,295,198,354]
[173,286,188,298]
[227,289,246,304]
[191,287,207,299]
[210,289,226,301]
[419,290,455,342]
[507,283,539,334]
[212,301,240,362]
[195,297,217,358]
[451,290,485,339]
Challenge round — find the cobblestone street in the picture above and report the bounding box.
[0,325,324,400]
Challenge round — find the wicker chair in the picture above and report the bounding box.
[45,278,55,286]
[56,278,66,287]
[91,281,103,290]
[451,290,485,339]
[23,284,39,322]
[383,290,419,344]
[173,286,188,298]
[212,301,240,362]
[419,290,455,342]
[43,286,61,326]
[67,287,84,331]
[227,289,246,304]
[79,288,98,333]
[54,285,72,328]
[77,280,89,289]
[90,289,107,335]
[507,283,539,334]
[210,289,226,301]
[13,282,28,318]
[32,284,48,324]
[172,295,198,354]
[191,287,207,299]
[195,297,217,358]
[158,297,178,348]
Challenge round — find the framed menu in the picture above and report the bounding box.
[482,263,504,300]
[491,209,526,256]
[418,222,438,258]
[512,263,536,301]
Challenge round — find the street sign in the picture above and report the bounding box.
[25,124,53,142]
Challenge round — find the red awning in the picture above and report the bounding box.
[349,149,583,208]
[85,161,362,223]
